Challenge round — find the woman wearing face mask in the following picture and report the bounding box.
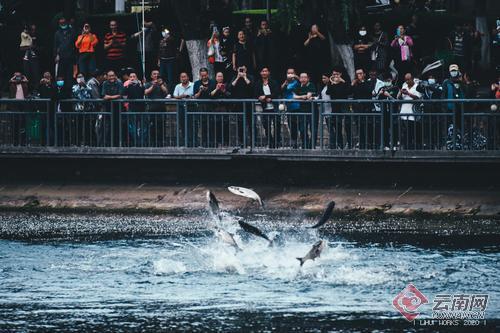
[353,26,372,73]
[75,23,99,79]
[72,73,93,112]
[391,25,414,84]
[442,64,466,149]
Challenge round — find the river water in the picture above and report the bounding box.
[0,212,498,332]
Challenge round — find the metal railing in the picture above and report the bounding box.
[0,98,499,152]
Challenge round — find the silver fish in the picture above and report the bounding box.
[296,240,326,266]
[228,186,264,207]
[216,227,241,251]
[309,201,335,228]
[206,190,221,221]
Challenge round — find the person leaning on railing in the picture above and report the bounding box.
[326,67,351,149]
[352,68,374,149]
[374,72,399,150]
[144,69,168,113]
[123,72,148,146]
[210,72,231,147]
[397,73,423,149]
[292,72,316,149]
[71,73,94,145]
[229,66,253,147]
[101,70,123,146]
[193,68,216,147]
[255,67,281,148]
[9,72,29,101]
[442,64,465,150]
[173,72,194,147]
[8,72,29,145]
[416,74,444,149]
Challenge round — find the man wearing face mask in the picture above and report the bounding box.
[72,73,93,112]
[353,26,372,73]
[281,68,300,114]
[442,64,465,149]
[417,74,443,149]
[53,17,76,90]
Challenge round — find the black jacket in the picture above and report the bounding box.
[54,27,77,60]
[254,79,280,99]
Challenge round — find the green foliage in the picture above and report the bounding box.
[276,0,303,33]
[232,9,278,15]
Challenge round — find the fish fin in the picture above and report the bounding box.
[296,257,305,266]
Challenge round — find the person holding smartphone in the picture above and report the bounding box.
[391,25,414,84]
[75,23,99,79]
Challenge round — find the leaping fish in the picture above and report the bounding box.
[228,186,264,207]
[206,190,221,220]
[238,220,273,246]
[309,201,335,228]
[296,240,326,267]
[215,227,241,251]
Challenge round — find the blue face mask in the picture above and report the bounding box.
[60,24,68,30]
[56,80,64,87]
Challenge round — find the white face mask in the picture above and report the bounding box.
[384,81,392,87]
[450,70,459,78]
[162,32,169,38]
[359,30,367,36]
[77,77,85,84]
[428,78,436,85]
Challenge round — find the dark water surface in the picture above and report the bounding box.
[0,212,499,332]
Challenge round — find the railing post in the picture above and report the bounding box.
[389,102,394,151]
[461,101,465,150]
[118,101,122,148]
[176,101,180,147]
[54,102,58,147]
[251,101,255,151]
[452,104,457,151]
[46,100,50,147]
[184,101,188,148]
[319,101,324,150]
[311,100,315,149]
[243,101,247,149]
[380,102,384,151]
[110,100,115,147]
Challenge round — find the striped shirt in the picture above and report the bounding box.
[104,32,127,60]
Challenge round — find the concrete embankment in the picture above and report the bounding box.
[0,183,499,218]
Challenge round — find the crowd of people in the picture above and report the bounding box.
[4,14,500,150]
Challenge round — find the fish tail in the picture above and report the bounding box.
[296,257,305,266]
